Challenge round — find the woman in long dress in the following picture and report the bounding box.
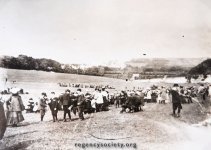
[0,94,6,139]
[6,89,25,127]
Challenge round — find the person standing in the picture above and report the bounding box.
[76,89,85,121]
[6,88,25,127]
[146,89,152,103]
[160,87,167,104]
[95,89,104,112]
[48,97,60,122]
[59,89,72,122]
[102,88,109,111]
[0,93,6,139]
[171,84,182,117]
[208,85,211,101]
[38,92,48,121]
[198,84,206,103]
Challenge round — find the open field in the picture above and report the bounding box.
[1,103,210,150]
[0,68,204,98]
[0,68,211,150]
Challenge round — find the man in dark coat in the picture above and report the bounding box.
[0,100,6,139]
[59,89,72,122]
[171,84,182,117]
[38,93,48,121]
[49,97,60,122]
[76,89,85,121]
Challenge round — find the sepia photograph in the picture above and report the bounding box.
[0,0,211,150]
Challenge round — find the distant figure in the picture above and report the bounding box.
[33,101,39,113]
[208,85,211,102]
[160,87,167,104]
[0,96,6,139]
[76,89,85,121]
[198,84,206,102]
[171,84,182,117]
[25,98,35,113]
[145,90,152,103]
[102,88,109,111]
[115,93,120,108]
[59,89,72,122]
[6,89,25,127]
[48,97,60,122]
[38,93,48,121]
[95,89,104,112]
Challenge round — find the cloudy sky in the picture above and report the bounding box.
[0,0,210,66]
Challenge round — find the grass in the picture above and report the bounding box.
[0,68,210,150]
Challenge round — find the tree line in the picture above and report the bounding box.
[1,54,206,79]
[0,55,113,76]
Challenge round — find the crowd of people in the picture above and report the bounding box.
[58,83,115,89]
[0,83,211,127]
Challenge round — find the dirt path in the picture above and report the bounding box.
[0,102,210,150]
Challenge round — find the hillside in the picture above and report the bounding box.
[0,55,208,80]
[188,59,211,75]
[0,55,110,76]
[126,58,206,71]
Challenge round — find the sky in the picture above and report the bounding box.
[0,0,210,66]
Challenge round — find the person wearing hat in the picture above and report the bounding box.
[38,92,48,121]
[76,89,85,120]
[6,88,25,127]
[48,96,60,122]
[26,98,35,113]
[59,89,72,122]
[171,84,182,117]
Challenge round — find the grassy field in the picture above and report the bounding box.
[0,68,211,150]
[0,68,166,103]
[0,68,190,94]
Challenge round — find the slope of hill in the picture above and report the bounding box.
[188,59,211,75]
[0,55,208,80]
[126,58,207,70]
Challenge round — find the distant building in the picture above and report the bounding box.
[131,74,140,80]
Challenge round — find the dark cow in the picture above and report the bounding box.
[0,102,6,139]
[120,95,145,113]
